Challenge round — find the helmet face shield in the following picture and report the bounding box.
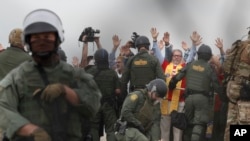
[23,9,64,45]
[24,22,58,37]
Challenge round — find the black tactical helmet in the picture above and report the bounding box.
[94,48,109,68]
[197,44,212,61]
[135,35,150,50]
[146,79,167,98]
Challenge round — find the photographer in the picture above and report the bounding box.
[81,33,120,141]
[78,27,100,43]
[78,27,101,68]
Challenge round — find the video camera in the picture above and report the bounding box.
[130,32,140,48]
[78,27,100,42]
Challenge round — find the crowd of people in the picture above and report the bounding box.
[0,8,250,141]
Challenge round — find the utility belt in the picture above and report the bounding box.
[228,75,250,84]
[130,85,145,92]
[185,89,209,97]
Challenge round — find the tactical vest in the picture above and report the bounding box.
[185,60,211,92]
[87,66,118,98]
[17,61,79,137]
[133,90,154,131]
[129,52,156,88]
[223,39,250,78]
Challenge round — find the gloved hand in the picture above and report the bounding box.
[168,79,177,90]
[32,128,51,141]
[33,83,65,102]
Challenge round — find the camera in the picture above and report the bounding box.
[78,27,100,42]
[130,32,140,48]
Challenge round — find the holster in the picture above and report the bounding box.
[114,119,127,135]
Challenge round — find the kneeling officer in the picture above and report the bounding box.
[115,79,167,141]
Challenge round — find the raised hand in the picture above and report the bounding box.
[112,34,121,49]
[72,56,79,67]
[120,44,131,57]
[163,32,170,45]
[181,41,189,51]
[215,38,223,50]
[190,31,202,46]
[150,27,159,41]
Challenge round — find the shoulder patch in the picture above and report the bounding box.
[130,94,138,101]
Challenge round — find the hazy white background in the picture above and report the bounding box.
[1,0,250,63]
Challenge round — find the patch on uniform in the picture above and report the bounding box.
[192,65,204,72]
[134,59,147,65]
[130,94,138,101]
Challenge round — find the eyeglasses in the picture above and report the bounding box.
[173,55,182,57]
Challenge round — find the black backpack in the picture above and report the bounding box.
[170,110,188,130]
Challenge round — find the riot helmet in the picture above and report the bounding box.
[23,9,64,52]
[94,48,109,69]
[197,44,212,61]
[135,35,150,50]
[146,79,167,98]
[9,28,23,47]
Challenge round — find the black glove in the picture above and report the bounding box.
[169,79,177,90]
